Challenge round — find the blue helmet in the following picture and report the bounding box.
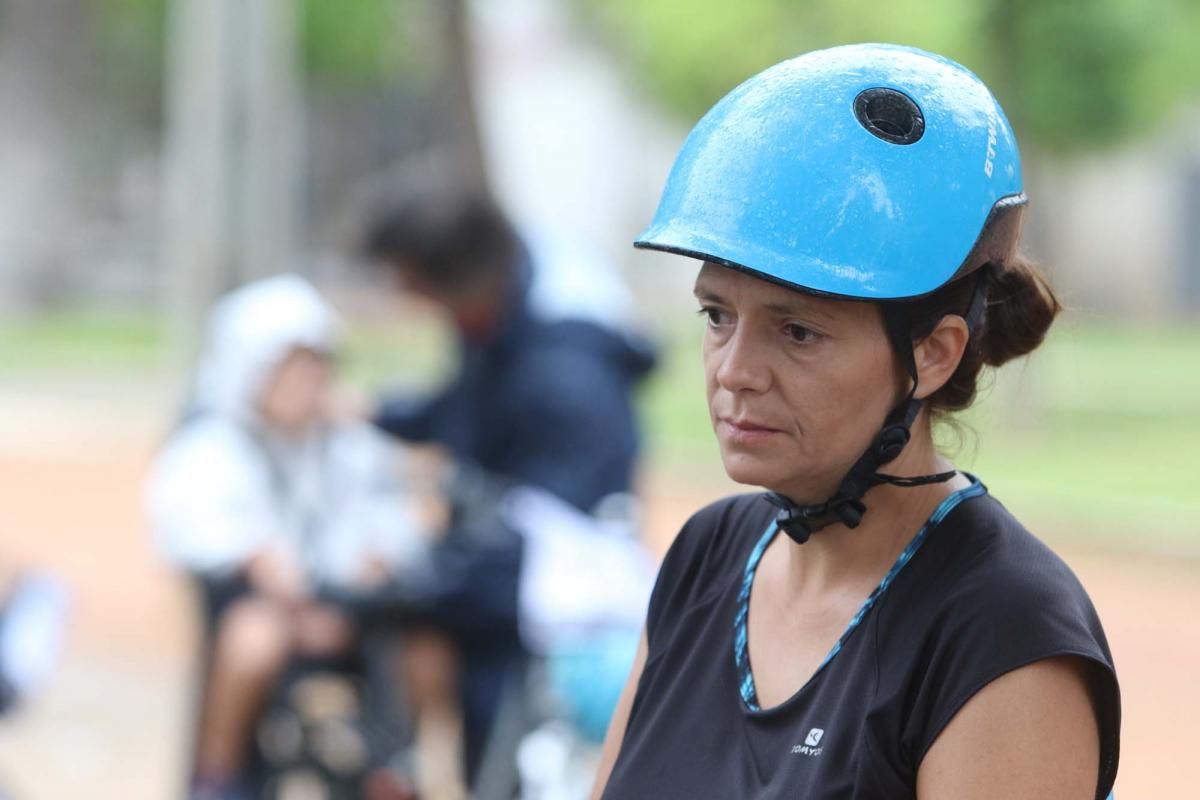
[636,43,1024,299]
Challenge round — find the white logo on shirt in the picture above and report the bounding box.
[791,727,825,756]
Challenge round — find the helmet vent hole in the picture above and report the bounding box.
[854,88,925,145]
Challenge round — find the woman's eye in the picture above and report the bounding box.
[697,306,731,328]
[785,323,819,343]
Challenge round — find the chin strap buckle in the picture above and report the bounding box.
[765,465,956,546]
[765,493,870,545]
[775,510,813,544]
[873,424,911,464]
[765,492,824,545]
[833,498,867,529]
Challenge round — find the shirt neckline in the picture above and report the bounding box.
[733,475,987,714]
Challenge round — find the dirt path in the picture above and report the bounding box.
[1,391,1195,798]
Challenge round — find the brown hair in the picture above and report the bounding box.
[359,168,519,293]
[896,255,1062,416]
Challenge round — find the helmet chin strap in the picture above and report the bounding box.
[765,275,989,545]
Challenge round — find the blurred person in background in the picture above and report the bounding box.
[0,568,69,717]
[594,44,1119,800]
[361,168,657,519]
[0,567,70,800]
[356,168,658,791]
[146,275,436,800]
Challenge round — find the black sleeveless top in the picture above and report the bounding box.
[602,482,1120,799]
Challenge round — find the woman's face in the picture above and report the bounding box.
[258,347,332,436]
[695,262,901,502]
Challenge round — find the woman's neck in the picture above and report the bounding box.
[773,420,968,596]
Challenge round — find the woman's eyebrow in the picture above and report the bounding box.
[692,284,726,303]
[693,283,840,323]
[761,299,839,322]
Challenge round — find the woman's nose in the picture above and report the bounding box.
[713,326,771,394]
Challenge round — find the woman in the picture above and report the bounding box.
[147,275,434,799]
[593,44,1119,799]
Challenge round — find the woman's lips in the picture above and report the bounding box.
[717,417,783,445]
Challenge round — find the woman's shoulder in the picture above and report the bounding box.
[881,488,1116,713]
[917,492,1101,622]
[879,491,1120,792]
[646,494,774,635]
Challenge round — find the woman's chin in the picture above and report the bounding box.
[719,451,840,502]
[719,451,784,489]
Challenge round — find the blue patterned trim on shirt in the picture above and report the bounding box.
[734,477,987,712]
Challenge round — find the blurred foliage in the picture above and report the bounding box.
[577,0,1200,151]
[297,0,427,85]
[91,0,171,126]
[96,0,169,71]
[95,0,425,86]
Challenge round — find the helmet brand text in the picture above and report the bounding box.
[984,115,998,178]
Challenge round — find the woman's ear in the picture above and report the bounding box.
[912,314,970,400]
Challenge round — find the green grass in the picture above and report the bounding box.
[640,317,1200,546]
[0,308,452,387]
[0,311,166,374]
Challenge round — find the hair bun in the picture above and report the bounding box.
[979,256,1062,368]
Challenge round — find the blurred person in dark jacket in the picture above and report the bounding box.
[364,181,656,516]
[358,171,657,786]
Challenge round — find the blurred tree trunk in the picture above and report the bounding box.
[431,0,488,191]
[161,0,235,352]
[237,0,302,284]
[161,0,302,358]
[1182,160,1200,316]
[0,0,89,308]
